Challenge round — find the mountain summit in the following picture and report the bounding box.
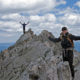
[0,29,80,80]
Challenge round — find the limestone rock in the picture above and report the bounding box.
[0,29,80,80]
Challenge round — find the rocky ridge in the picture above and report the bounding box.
[0,29,80,80]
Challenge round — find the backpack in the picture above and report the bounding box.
[60,33,74,49]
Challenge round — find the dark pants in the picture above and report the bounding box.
[63,50,74,78]
[23,26,25,34]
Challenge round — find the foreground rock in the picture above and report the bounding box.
[0,29,80,80]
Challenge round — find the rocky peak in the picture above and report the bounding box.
[16,28,34,44]
[0,29,80,80]
[38,30,54,42]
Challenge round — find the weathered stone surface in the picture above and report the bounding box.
[0,29,80,80]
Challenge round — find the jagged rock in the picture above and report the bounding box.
[0,29,80,80]
[16,29,34,44]
[57,62,72,80]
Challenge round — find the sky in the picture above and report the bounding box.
[0,0,80,43]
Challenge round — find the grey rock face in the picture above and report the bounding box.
[0,29,80,80]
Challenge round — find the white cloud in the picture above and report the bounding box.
[28,13,63,36]
[0,13,62,37]
[30,15,45,22]
[30,14,56,22]
[0,13,63,42]
[1,13,21,20]
[1,0,80,43]
[0,32,14,37]
[59,13,80,26]
[1,11,80,42]
[0,21,22,32]
[58,10,80,36]
[75,1,80,7]
[0,0,66,14]
[54,7,79,16]
[45,14,56,22]
[1,13,29,22]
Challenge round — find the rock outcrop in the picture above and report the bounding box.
[0,29,80,80]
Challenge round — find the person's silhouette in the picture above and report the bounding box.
[20,21,29,34]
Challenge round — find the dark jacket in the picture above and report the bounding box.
[49,32,80,43]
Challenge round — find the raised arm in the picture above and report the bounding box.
[70,35,80,41]
[48,36,61,42]
[26,21,29,25]
[19,22,22,25]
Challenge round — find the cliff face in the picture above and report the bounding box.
[0,29,80,80]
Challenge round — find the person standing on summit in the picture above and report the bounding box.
[48,27,80,80]
[20,21,29,34]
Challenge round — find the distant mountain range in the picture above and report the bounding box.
[0,41,80,52]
